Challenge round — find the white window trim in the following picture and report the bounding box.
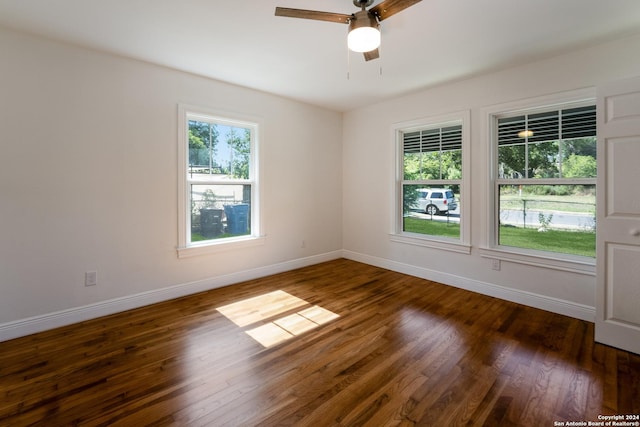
[480,88,596,274]
[390,110,471,254]
[176,104,264,258]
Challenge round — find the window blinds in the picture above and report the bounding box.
[403,125,462,154]
[498,105,596,146]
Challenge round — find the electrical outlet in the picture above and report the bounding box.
[491,259,501,271]
[85,271,97,286]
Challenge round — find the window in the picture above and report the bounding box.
[177,105,262,257]
[392,112,470,252]
[493,102,596,259]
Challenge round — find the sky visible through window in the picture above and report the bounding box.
[216,125,237,167]
[189,121,250,172]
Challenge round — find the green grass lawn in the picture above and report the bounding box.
[191,231,248,241]
[403,217,595,257]
[499,226,595,257]
[403,217,460,238]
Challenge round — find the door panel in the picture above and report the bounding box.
[596,76,640,355]
[605,91,640,123]
[607,244,640,325]
[607,137,640,216]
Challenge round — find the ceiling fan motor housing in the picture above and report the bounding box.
[350,9,379,27]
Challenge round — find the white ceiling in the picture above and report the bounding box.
[1,0,640,112]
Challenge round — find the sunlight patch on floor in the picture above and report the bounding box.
[217,291,339,347]
[216,290,308,327]
[274,313,318,335]
[245,323,294,348]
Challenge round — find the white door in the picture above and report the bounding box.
[596,76,640,355]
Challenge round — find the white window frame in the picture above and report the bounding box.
[479,88,596,275]
[177,104,264,258]
[390,110,471,254]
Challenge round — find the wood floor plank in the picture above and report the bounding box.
[1,259,639,426]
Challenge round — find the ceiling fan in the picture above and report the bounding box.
[275,0,422,61]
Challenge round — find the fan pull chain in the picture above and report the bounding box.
[346,48,383,80]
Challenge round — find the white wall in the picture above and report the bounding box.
[3,25,640,341]
[0,27,343,338]
[342,34,640,320]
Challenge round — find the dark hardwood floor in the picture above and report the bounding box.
[1,259,638,426]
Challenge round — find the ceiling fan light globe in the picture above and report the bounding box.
[348,26,380,52]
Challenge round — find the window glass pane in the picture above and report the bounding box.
[179,106,259,253]
[403,124,462,180]
[494,102,596,258]
[190,184,251,243]
[442,149,462,179]
[528,140,559,178]
[403,152,421,180]
[188,121,251,180]
[404,151,441,180]
[560,136,597,178]
[420,151,441,179]
[498,184,596,257]
[403,184,460,239]
[403,146,462,180]
[498,144,526,179]
[399,119,464,243]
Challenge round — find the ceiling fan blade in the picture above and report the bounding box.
[369,0,422,21]
[275,7,351,24]
[363,48,380,61]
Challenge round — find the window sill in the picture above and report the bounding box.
[479,247,595,276]
[177,235,266,258]
[389,233,471,254]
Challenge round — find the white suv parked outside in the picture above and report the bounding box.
[414,188,457,215]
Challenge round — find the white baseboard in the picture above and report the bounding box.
[342,250,596,322]
[1,249,595,343]
[0,251,342,343]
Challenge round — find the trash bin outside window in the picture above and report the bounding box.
[200,208,224,237]
[224,204,249,235]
